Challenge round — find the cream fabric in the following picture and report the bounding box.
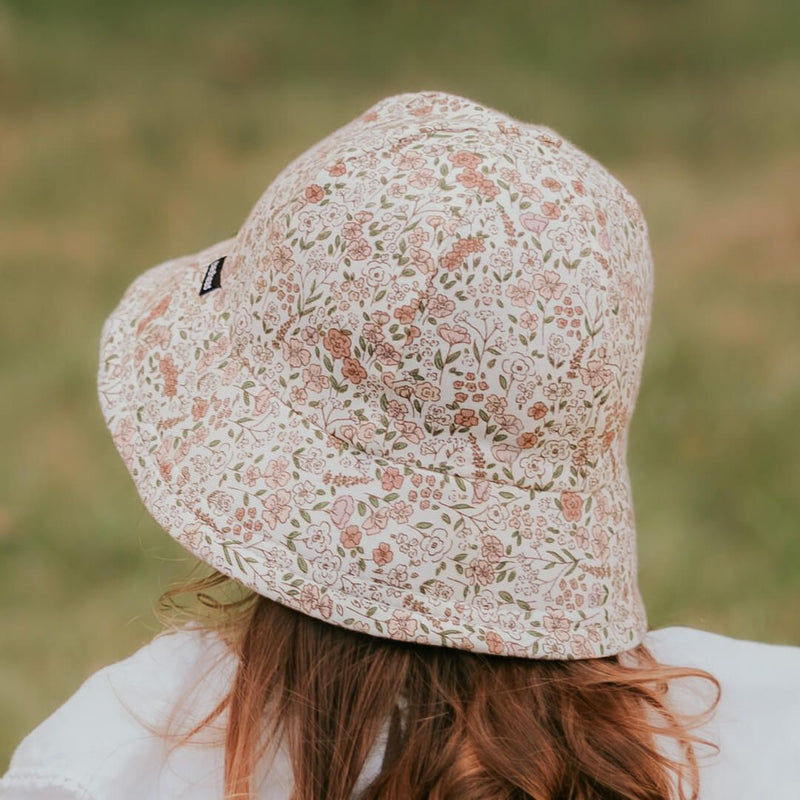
[1,625,799,799]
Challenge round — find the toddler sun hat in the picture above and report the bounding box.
[97,90,654,660]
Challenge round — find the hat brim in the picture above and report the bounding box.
[97,238,646,660]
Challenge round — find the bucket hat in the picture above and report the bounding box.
[97,90,653,660]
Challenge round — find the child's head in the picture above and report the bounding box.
[99,90,721,800]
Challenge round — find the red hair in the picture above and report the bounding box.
[159,570,720,800]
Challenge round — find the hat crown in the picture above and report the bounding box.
[230,91,653,493]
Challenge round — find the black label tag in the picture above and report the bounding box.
[199,256,225,295]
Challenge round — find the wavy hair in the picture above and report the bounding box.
[157,568,720,800]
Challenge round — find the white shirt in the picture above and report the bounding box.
[1,625,799,799]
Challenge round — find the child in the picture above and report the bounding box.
[2,90,798,800]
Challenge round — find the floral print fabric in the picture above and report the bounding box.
[97,90,653,659]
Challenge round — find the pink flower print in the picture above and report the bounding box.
[381,466,404,491]
[407,227,429,246]
[233,505,264,542]
[393,304,416,325]
[439,235,485,271]
[243,464,262,487]
[323,328,351,359]
[261,488,292,530]
[329,495,354,528]
[408,245,436,275]
[254,387,274,414]
[505,279,536,308]
[271,246,295,273]
[517,431,539,449]
[492,442,520,464]
[592,524,610,562]
[288,385,307,405]
[115,418,135,463]
[528,401,548,420]
[361,322,385,345]
[136,294,171,335]
[282,338,311,368]
[373,342,401,366]
[207,490,233,514]
[485,631,504,655]
[481,534,505,564]
[426,293,456,318]
[532,270,567,300]
[425,214,444,228]
[467,557,495,586]
[388,609,418,638]
[363,507,390,535]
[541,201,561,219]
[302,364,328,392]
[158,354,179,397]
[478,178,499,199]
[413,380,441,402]
[340,525,362,548]
[341,221,363,240]
[471,479,491,504]
[191,397,209,420]
[327,161,346,176]
[437,323,471,345]
[409,168,436,189]
[550,227,574,252]
[579,359,614,389]
[520,212,549,235]
[594,493,610,524]
[448,150,483,169]
[263,456,290,489]
[318,593,333,619]
[346,237,372,261]
[372,542,394,567]
[560,491,584,522]
[543,438,571,462]
[300,583,321,613]
[394,419,425,444]
[142,324,170,350]
[543,607,571,641]
[456,168,481,189]
[485,394,507,414]
[454,408,479,428]
[542,176,562,191]
[342,356,367,385]
[304,184,324,203]
[393,151,426,170]
[574,526,590,550]
[519,183,543,200]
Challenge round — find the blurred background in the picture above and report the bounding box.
[1,0,798,767]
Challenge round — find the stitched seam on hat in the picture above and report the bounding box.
[270,383,612,493]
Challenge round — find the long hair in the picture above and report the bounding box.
[157,568,720,800]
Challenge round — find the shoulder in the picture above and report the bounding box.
[645,625,800,695]
[644,626,800,798]
[0,625,234,800]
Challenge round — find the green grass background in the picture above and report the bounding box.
[1,0,799,768]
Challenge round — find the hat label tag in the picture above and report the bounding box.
[199,257,226,295]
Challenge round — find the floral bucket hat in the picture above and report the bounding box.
[97,90,654,660]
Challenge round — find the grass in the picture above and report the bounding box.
[1,0,799,768]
